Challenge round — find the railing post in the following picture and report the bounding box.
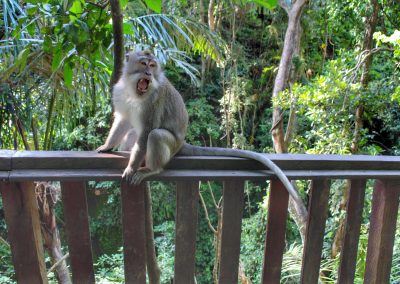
[338,179,366,284]
[301,179,330,284]
[174,181,199,284]
[121,182,147,283]
[0,181,48,284]
[262,180,289,284]
[61,181,95,284]
[364,179,400,284]
[218,180,245,284]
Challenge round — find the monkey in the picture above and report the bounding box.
[97,50,188,185]
[97,50,301,204]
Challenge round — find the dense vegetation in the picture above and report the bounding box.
[1,0,399,283]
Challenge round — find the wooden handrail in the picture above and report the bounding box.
[0,151,399,284]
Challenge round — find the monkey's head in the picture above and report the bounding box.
[123,50,161,97]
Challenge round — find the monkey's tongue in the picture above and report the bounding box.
[137,79,149,93]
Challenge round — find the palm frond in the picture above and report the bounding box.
[126,14,227,83]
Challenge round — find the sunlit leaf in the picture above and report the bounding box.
[63,62,73,87]
[69,0,83,21]
[123,22,134,35]
[248,0,278,9]
[144,0,162,13]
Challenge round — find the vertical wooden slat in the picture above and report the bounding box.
[262,180,289,284]
[364,179,400,284]
[121,182,146,283]
[301,179,330,284]
[338,179,366,284]
[0,181,48,284]
[174,181,199,284]
[61,181,95,284]
[219,180,245,284]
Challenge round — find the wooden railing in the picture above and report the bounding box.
[0,150,399,283]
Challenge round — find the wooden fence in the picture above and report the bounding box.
[0,150,399,283]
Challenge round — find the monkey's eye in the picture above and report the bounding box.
[140,62,147,66]
[149,63,156,68]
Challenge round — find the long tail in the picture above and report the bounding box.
[179,143,302,204]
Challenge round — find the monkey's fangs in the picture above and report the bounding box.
[137,78,150,94]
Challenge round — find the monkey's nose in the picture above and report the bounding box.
[145,71,152,76]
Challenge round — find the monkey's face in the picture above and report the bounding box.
[124,51,161,97]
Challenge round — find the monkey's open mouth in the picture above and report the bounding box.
[137,78,150,94]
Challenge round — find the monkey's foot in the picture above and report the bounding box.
[132,167,154,185]
[122,167,159,185]
[96,145,113,153]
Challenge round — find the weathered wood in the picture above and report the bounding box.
[0,171,9,181]
[219,180,245,284]
[262,180,289,283]
[121,182,146,283]
[9,169,400,182]
[301,179,330,284]
[12,150,126,169]
[0,182,47,284]
[5,150,400,171]
[61,181,95,284]
[364,179,400,284]
[338,179,366,284]
[0,150,14,170]
[174,181,199,284]
[9,169,123,181]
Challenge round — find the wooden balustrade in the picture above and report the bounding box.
[0,150,399,283]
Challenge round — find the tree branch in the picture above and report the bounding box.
[0,236,10,248]
[345,47,393,83]
[47,252,70,274]
[199,189,217,234]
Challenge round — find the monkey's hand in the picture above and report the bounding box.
[122,166,136,184]
[96,144,113,153]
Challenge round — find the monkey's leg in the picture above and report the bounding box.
[97,114,131,152]
[131,129,178,185]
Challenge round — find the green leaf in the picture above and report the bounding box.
[249,0,278,9]
[120,0,128,10]
[43,35,53,53]
[17,48,30,72]
[123,22,134,35]
[26,4,38,16]
[144,0,162,13]
[63,63,73,87]
[27,23,36,37]
[52,48,62,72]
[69,0,83,21]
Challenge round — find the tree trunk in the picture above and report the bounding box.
[271,0,308,240]
[110,0,124,88]
[333,0,379,258]
[36,182,72,284]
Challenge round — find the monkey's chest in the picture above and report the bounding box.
[119,99,144,134]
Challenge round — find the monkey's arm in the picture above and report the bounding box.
[179,143,302,204]
[97,113,131,152]
[122,129,150,183]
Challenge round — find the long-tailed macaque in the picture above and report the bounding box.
[97,50,301,203]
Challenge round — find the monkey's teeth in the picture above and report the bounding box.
[137,79,150,93]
